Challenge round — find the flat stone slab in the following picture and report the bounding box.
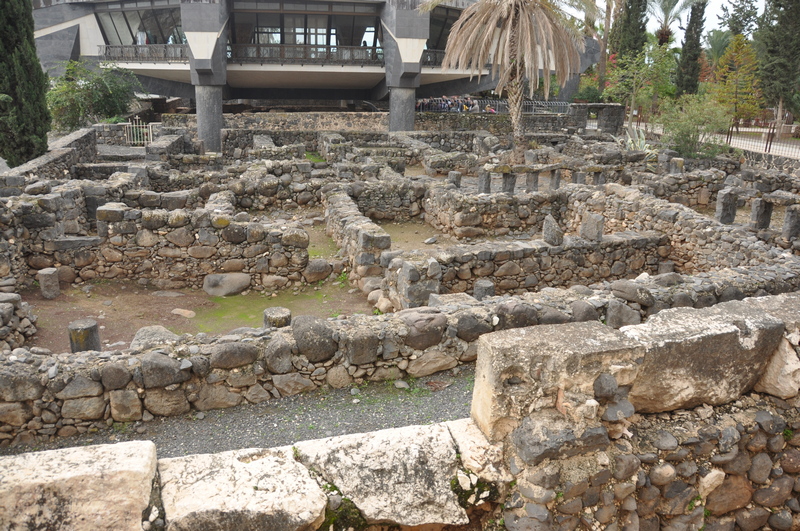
[0,441,157,531]
[294,423,469,527]
[158,447,327,531]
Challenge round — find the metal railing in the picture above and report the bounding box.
[416,97,570,115]
[228,44,384,66]
[101,44,190,62]
[421,49,446,67]
[125,117,155,147]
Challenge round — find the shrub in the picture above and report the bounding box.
[659,94,730,158]
[47,61,141,131]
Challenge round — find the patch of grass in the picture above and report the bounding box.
[784,428,794,441]
[305,151,325,163]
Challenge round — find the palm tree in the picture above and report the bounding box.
[704,29,732,75]
[421,0,593,163]
[648,0,700,45]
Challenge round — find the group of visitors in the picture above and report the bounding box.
[416,96,496,113]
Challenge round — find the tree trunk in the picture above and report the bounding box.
[598,0,614,91]
[508,80,525,164]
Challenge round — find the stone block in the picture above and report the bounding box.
[263,307,291,328]
[625,303,785,413]
[36,267,60,300]
[159,447,326,530]
[715,188,738,225]
[0,441,156,531]
[579,212,604,241]
[472,322,643,441]
[293,424,468,526]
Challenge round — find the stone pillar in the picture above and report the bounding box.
[782,204,800,240]
[715,188,738,225]
[525,172,539,192]
[447,171,462,188]
[574,172,586,185]
[69,319,101,353]
[594,172,605,185]
[750,198,773,230]
[550,169,561,191]
[473,279,495,301]
[263,307,291,328]
[36,267,60,299]
[196,85,224,152]
[669,158,684,174]
[501,172,516,194]
[579,212,605,241]
[389,87,416,132]
[477,170,491,194]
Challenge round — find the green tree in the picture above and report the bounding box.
[718,0,758,37]
[703,29,732,75]
[603,41,675,126]
[421,0,594,163]
[659,93,730,157]
[710,34,763,123]
[0,0,51,168]
[756,0,800,125]
[47,61,141,131]
[648,0,701,46]
[611,0,649,57]
[675,0,707,95]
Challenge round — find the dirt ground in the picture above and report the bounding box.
[22,280,372,355]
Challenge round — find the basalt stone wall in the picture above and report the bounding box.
[386,232,668,308]
[163,112,390,140]
[92,123,128,146]
[475,293,800,531]
[744,150,800,177]
[423,185,569,239]
[564,184,798,274]
[414,107,589,135]
[0,129,97,190]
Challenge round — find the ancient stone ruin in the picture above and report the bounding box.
[2,109,800,529]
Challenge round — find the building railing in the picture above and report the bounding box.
[417,98,571,115]
[227,44,384,66]
[100,44,190,62]
[421,49,446,67]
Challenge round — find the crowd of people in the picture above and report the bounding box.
[416,96,496,113]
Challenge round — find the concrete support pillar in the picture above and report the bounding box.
[501,172,516,194]
[750,198,773,230]
[715,188,738,225]
[477,170,491,194]
[196,85,224,152]
[526,172,539,192]
[389,87,416,132]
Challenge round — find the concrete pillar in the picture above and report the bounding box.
[69,319,101,353]
[550,169,561,190]
[389,87,416,132]
[782,204,800,240]
[36,267,60,299]
[477,170,491,194]
[196,85,224,152]
[715,188,738,225]
[447,171,462,188]
[750,198,773,230]
[501,172,516,194]
[526,172,539,192]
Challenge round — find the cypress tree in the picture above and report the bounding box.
[611,0,649,59]
[0,0,51,168]
[757,0,800,119]
[718,0,759,37]
[676,0,707,96]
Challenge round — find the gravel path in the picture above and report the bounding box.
[0,365,474,459]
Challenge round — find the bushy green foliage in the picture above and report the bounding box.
[0,0,51,167]
[47,61,141,131]
[659,94,730,158]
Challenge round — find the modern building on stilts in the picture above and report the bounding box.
[30,0,599,151]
